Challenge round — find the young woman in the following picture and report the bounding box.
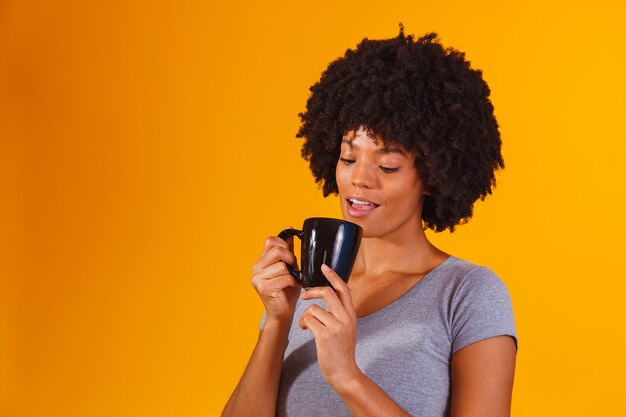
[222,24,517,417]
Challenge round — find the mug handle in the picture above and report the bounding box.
[277,228,304,283]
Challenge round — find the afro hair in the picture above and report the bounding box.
[295,23,505,233]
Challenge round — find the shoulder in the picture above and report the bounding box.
[415,255,510,310]
[441,256,510,299]
[442,256,517,354]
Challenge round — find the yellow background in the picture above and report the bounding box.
[1,1,625,416]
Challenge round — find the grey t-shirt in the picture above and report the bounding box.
[259,255,517,417]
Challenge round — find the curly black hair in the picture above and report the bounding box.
[295,23,504,233]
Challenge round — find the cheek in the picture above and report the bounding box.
[385,178,423,206]
[335,164,349,188]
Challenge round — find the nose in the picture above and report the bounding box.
[353,178,369,188]
[351,162,375,189]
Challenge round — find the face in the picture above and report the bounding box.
[336,126,429,238]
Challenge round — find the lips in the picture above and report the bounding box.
[346,196,380,218]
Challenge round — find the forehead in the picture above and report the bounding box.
[341,129,409,157]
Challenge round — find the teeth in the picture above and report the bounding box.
[350,198,375,206]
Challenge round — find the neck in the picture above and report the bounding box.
[349,217,447,285]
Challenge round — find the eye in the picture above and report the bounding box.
[339,157,355,165]
[380,166,399,173]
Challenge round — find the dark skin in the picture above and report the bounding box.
[296,126,516,416]
[335,126,450,319]
[222,126,515,417]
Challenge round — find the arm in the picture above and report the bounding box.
[298,264,412,416]
[331,370,412,416]
[448,266,518,416]
[316,336,516,417]
[299,265,517,416]
[222,235,303,417]
[450,335,517,417]
[221,318,291,417]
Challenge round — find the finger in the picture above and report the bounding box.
[299,286,349,321]
[298,304,337,328]
[260,236,289,257]
[255,245,297,271]
[253,261,291,281]
[252,274,302,293]
[252,262,302,288]
[320,264,355,313]
[253,273,302,299]
[300,312,325,335]
[266,273,302,290]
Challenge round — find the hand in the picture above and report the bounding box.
[251,229,303,325]
[298,264,360,388]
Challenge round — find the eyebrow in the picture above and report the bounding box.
[341,138,408,157]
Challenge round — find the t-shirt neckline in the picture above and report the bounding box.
[355,254,458,323]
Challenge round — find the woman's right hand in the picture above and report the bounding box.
[251,230,303,325]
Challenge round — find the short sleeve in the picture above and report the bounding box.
[450,266,518,355]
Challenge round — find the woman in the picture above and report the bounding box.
[222,24,517,417]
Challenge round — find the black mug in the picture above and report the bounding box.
[277,217,363,288]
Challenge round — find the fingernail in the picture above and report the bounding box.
[321,264,330,272]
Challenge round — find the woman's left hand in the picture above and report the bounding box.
[298,263,360,388]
